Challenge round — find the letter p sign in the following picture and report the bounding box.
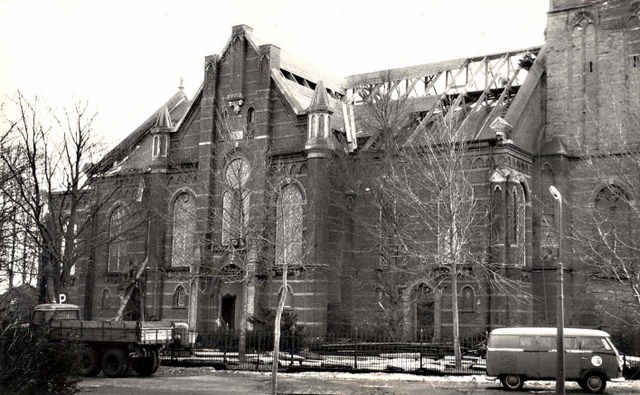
[59,294,67,304]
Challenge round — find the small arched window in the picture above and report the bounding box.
[173,286,187,308]
[460,286,475,312]
[101,289,111,310]
[152,135,161,157]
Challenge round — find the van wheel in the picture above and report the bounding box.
[500,374,525,391]
[102,348,129,378]
[582,373,606,394]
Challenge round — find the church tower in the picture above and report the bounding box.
[546,0,640,151]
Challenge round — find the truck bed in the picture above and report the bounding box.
[48,320,173,345]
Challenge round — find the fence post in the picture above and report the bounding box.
[289,333,294,367]
[223,329,228,364]
[354,326,358,370]
[420,329,423,369]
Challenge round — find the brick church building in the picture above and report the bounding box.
[68,0,640,340]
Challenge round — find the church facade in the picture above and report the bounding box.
[68,0,640,341]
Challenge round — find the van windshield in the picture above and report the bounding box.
[580,337,612,351]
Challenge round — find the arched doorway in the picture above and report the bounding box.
[221,294,236,329]
[413,284,434,340]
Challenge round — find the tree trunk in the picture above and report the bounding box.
[451,211,461,369]
[271,266,288,395]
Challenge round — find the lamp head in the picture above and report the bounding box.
[549,185,562,202]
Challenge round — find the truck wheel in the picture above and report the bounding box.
[583,373,606,394]
[132,350,160,376]
[500,374,525,391]
[77,347,101,377]
[102,348,129,378]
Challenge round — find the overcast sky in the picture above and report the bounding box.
[0,0,548,148]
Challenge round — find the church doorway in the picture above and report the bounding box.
[412,284,440,341]
[221,294,236,329]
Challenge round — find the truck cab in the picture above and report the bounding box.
[31,304,80,326]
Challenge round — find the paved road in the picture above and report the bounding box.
[78,368,640,394]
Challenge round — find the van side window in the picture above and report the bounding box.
[520,336,538,350]
[580,337,607,351]
[540,336,555,350]
[490,335,520,348]
[565,337,579,350]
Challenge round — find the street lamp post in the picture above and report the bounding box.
[549,185,565,395]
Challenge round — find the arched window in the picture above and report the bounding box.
[507,189,516,245]
[594,185,633,269]
[491,186,504,245]
[172,192,199,267]
[515,184,526,266]
[627,16,640,119]
[60,218,78,276]
[437,195,451,261]
[595,185,631,225]
[101,289,111,310]
[152,135,161,157]
[222,158,251,245]
[460,286,475,312]
[276,184,303,266]
[108,205,129,272]
[570,15,597,136]
[246,107,255,136]
[173,286,187,308]
[628,16,640,60]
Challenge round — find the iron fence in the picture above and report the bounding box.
[162,329,488,375]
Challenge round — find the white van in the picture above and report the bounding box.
[486,327,624,393]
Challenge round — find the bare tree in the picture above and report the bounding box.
[0,92,104,302]
[343,72,526,367]
[568,111,640,324]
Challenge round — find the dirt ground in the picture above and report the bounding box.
[77,366,640,394]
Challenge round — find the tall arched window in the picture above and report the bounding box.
[627,16,640,120]
[222,158,251,245]
[108,205,129,272]
[491,186,504,245]
[570,15,598,138]
[276,184,303,266]
[490,186,504,263]
[172,192,199,267]
[246,107,255,137]
[173,286,187,308]
[514,184,526,266]
[541,165,556,260]
[594,185,632,270]
[507,189,516,245]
